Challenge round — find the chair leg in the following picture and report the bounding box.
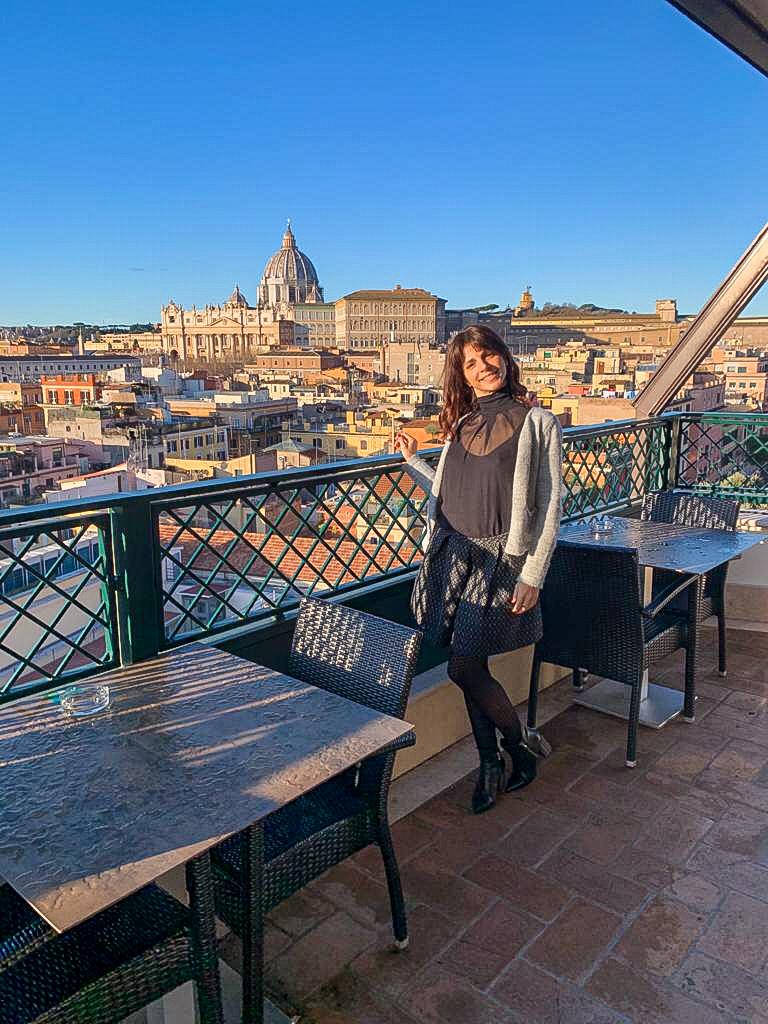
[718,608,728,678]
[527,654,542,730]
[683,623,699,723]
[242,823,265,1024]
[378,820,408,950]
[186,854,224,1024]
[572,668,587,692]
[626,680,642,768]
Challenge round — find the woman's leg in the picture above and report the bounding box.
[448,653,540,794]
[463,693,499,762]
[448,654,523,748]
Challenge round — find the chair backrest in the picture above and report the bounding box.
[537,541,645,686]
[288,597,422,720]
[641,490,740,531]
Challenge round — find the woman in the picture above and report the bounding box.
[395,325,562,814]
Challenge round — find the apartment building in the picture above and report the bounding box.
[282,409,396,459]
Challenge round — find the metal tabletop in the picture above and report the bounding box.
[559,516,764,574]
[0,643,413,935]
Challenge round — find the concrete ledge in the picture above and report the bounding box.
[394,646,568,778]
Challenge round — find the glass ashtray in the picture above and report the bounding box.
[589,514,614,537]
[59,683,111,717]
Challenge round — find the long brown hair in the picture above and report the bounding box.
[438,325,528,440]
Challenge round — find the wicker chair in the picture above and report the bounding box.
[641,490,740,677]
[526,542,697,767]
[211,597,421,952]
[0,864,222,1024]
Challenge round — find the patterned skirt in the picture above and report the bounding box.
[410,526,543,657]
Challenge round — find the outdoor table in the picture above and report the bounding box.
[558,515,764,727]
[0,643,413,1024]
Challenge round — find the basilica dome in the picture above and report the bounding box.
[258,223,324,307]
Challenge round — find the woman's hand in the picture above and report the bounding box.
[508,581,539,616]
[394,431,418,459]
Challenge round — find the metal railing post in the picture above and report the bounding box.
[111,497,165,665]
[668,415,684,491]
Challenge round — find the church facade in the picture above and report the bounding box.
[160,224,325,362]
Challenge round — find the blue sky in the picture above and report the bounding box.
[1,0,766,324]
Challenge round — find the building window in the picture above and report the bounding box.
[335,439,344,449]
[360,440,367,450]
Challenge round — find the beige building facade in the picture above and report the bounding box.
[335,287,447,349]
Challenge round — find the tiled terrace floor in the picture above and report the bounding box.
[246,628,768,1024]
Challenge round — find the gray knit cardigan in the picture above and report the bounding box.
[402,405,563,589]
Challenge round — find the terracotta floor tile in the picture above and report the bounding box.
[562,807,644,866]
[633,805,715,864]
[686,843,768,902]
[265,910,378,1004]
[614,896,706,976]
[697,890,768,972]
[653,740,717,781]
[612,852,681,891]
[400,860,495,924]
[703,803,768,865]
[435,938,511,988]
[701,707,768,746]
[526,897,622,982]
[464,854,571,921]
[302,968,420,1024]
[540,847,649,914]
[493,959,627,1024]
[663,872,722,912]
[587,957,727,1024]
[511,778,596,822]
[398,964,514,1024]
[346,905,458,998]
[266,888,336,938]
[461,898,543,954]
[493,808,578,867]
[722,690,768,716]
[589,744,662,784]
[309,860,395,931]
[674,950,768,1021]
[708,740,768,781]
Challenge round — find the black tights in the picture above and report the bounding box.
[447,654,523,761]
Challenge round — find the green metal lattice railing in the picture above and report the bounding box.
[674,411,768,509]
[0,512,119,695]
[0,410,765,703]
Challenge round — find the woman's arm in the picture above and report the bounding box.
[394,431,437,493]
[517,414,563,589]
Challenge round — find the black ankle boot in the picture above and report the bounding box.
[472,755,506,814]
[503,741,538,792]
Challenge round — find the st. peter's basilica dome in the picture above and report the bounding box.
[258,222,324,307]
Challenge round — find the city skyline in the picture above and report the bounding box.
[2,0,767,324]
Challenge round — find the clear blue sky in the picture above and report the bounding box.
[2,0,766,325]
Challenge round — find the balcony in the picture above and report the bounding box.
[1,410,768,1023]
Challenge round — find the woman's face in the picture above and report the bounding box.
[462,343,507,397]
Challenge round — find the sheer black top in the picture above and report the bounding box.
[436,391,530,538]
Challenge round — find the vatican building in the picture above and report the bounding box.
[160,223,330,362]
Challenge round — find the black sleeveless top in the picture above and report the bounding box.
[436,391,530,538]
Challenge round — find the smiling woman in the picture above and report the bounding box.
[395,325,563,814]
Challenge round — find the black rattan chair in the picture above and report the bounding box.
[211,597,421,951]
[641,490,740,677]
[0,864,221,1024]
[527,542,697,767]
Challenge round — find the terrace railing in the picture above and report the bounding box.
[0,410,766,703]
